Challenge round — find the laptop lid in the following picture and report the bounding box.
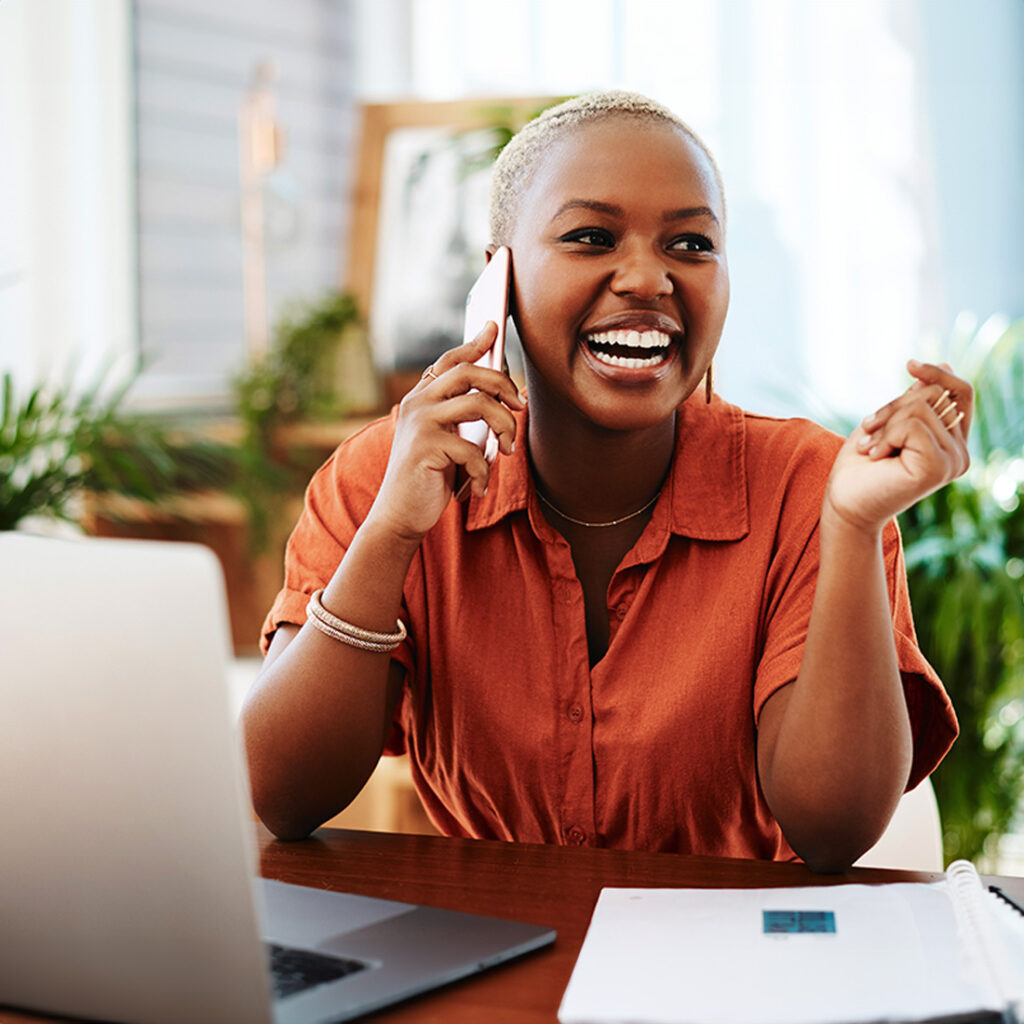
[0,533,273,1024]
[0,533,555,1024]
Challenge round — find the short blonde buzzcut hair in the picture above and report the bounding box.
[488,90,726,244]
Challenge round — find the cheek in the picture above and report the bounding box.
[678,264,730,322]
[511,261,582,340]
[709,268,730,320]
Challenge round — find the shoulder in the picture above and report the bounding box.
[681,393,844,473]
[742,408,844,459]
[312,410,397,483]
[304,409,398,517]
[667,397,844,542]
[728,403,844,533]
[738,408,844,493]
[335,409,399,463]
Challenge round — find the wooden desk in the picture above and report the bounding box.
[258,826,1024,1024]
[4,828,1021,1024]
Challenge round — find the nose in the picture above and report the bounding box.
[609,243,673,300]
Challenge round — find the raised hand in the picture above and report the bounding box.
[366,324,526,541]
[824,360,972,535]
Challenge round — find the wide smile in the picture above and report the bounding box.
[583,328,673,370]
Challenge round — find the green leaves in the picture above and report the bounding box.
[899,314,1024,864]
[233,290,361,442]
[0,368,236,532]
[928,313,1024,461]
[2,290,366,546]
[231,290,363,550]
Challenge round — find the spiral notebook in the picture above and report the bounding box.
[559,860,1024,1024]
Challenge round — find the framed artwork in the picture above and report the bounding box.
[345,97,557,383]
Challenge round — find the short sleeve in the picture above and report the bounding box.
[882,521,958,788]
[258,413,417,752]
[753,514,957,792]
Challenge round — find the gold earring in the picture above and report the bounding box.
[704,363,714,404]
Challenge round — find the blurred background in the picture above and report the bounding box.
[1,0,1022,867]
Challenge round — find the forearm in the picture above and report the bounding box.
[241,516,422,839]
[759,361,971,871]
[760,510,912,871]
[241,333,524,839]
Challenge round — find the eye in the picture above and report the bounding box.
[559,227,615,248]
[669,234,715,253]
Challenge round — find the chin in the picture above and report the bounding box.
[576,392,689,434]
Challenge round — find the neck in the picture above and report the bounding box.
[525,381,676,525]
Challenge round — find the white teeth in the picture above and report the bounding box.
[590,329,671,350]
[586,328,673,368]
[592,351,665,368]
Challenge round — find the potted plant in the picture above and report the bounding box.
[0,366,235,532]
[899,314,1024,866]
[231,288,373,548]
[779,314,1024,866]
[72,290,373,652]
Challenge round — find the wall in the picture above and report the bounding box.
[132,0,357,406]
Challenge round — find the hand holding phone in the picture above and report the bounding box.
[456,247,511,463]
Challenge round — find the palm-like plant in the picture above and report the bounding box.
[899,314,1024,865]
[0,368,235,531]
[777,314,1024,865]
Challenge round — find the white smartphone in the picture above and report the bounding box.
[456,246,511,463]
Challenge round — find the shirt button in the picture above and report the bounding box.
[567,702,584,723]
[567,826,586,845]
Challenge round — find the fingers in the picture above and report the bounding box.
[906,359,974,436]
[420,362,525,416]
[854,361,971,483]
[387,328,526,513]
[410,325,526,455]
[860,364,971,443]
[928,388,965,435]
[857,391,966,471]
[416,322,500,388]
[411,369,524,457]
[425,390,521,457]
[418,324,523,400]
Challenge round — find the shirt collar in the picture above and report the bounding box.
[464,394,749,543]
[664,392,749,541]
[463,408,532,531]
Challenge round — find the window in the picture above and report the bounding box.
[131,0,357,408]
[354,0,1024,419]
[0,0,135,390]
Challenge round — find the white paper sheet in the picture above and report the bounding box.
[558,882,1011,1024]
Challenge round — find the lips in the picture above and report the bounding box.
[581,312,683,371]
[585,329,672,368]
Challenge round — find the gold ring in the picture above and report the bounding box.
[930,389,953,416]
[422,366,439,382]
[945,409,965,432]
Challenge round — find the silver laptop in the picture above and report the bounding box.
[0,533,554,1024]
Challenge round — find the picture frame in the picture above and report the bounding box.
[344,97,558,391]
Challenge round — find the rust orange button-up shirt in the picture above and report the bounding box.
[262,393,957,859]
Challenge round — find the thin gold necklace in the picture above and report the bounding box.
[535,488,660,528]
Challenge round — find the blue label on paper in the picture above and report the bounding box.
[763,910,836,934]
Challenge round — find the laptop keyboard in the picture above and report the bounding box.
[267,942,368,999]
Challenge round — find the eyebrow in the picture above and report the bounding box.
[550,199,720,226]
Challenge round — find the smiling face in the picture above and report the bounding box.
[507,116,729,433]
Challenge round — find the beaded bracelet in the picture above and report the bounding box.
[305,589,407,653]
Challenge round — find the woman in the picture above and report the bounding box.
[243,92,968,872]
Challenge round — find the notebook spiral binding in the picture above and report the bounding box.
[988,886,1024,918]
